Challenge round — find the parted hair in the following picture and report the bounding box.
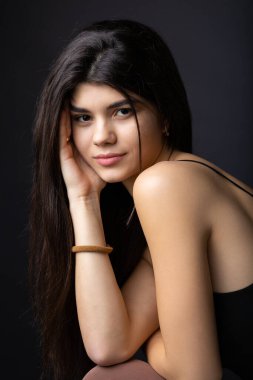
[29,19,192,380]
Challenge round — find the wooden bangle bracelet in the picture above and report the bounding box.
[71,245,113,254]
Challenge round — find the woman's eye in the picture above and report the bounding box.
[72,114,90,123]
[115,108,133,117]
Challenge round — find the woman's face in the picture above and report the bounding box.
[70,83,170,193]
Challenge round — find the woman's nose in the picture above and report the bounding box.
[93,119,117,146]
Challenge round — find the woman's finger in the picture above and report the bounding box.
[59,109,71,151]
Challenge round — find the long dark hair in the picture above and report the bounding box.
[29,19,192,380]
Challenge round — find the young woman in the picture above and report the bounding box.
[29,19,253,380]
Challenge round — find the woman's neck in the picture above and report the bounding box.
[123,145,180,196]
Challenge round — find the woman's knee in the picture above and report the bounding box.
[82,359,165,379]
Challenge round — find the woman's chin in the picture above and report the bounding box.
[98,172,135,186]
[100,175,126,184]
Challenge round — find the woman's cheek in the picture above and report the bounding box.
[72,129,91,152]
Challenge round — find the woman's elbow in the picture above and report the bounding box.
[86,343,130,366]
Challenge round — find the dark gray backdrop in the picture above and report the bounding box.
[1,1,253,379]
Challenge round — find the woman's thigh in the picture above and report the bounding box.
[82,359,165,380]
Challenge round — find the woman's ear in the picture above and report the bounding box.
[162,121,170,137]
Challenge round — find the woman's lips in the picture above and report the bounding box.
[94,154,126,166]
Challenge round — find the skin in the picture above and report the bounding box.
[67,82,171,194]
[59,83,253,380]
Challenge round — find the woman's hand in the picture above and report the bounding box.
[59,109,106,201]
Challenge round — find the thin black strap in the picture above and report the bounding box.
[175,159,253,198]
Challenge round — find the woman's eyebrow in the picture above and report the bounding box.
[69,98,139,113]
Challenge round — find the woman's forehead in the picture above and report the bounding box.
[71,82,157,112]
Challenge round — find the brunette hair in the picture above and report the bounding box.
[29,19,192,380]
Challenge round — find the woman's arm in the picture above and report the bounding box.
[145,329,168,379]
[72,197,162,365]
[71,195,129,365]
[60,112,159,365]
[133,161,222,380]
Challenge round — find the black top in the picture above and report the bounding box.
[176,159,253,380]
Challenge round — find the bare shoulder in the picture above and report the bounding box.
[133,159,218,207]
[133,160,216,240]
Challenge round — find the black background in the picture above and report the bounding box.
[1,1,253,379]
